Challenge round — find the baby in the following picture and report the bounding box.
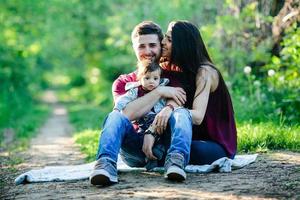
[114,60,169,170]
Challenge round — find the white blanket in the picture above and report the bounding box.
[15,154,258,185]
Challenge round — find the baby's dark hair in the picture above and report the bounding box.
[137,60,162,80]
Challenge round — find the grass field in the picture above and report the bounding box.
[67,103,300,162]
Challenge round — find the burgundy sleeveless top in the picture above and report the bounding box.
[162,63,237,158]
[192,83,237,158]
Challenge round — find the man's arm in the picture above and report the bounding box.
[123,86,186,121]
[112,72,136,102]
[122,88,162,120]
[114,89,138,112]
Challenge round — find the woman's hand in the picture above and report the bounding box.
[142,134,157,160]
[152,106,173,135]
[156,86,186,106]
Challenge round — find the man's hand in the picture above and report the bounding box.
[156,86,186,106]
[142,134,157,160]
[152,106,173,134]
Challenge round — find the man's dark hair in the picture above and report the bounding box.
[137,60,162,80]
[131,21,163,42]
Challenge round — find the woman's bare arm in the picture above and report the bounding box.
[189,67,218,125]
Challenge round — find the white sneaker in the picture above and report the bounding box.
[89,169,118,185]
[89,157,118,186]
[164,165,186,182]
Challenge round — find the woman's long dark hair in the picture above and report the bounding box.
[170,20,233,120]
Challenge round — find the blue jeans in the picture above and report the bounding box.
[190,140,227,165]
[166,108,193,166]
[168,108,228,165]
[96,109,227,167]
[96,108,193,167]
[96,110,145,167]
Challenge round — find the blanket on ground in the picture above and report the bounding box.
[15,154,258,185]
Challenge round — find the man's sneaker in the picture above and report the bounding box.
[164,152,186,182]
[164,165,186,181]
[89,157,118,186]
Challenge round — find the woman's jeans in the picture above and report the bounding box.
[96,109,227,167]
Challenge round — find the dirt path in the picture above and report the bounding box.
[1,92,299,199]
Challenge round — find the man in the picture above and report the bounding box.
[89,21,187,186]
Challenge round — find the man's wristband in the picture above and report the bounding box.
[166,104,174,111]
[145,126,159,141]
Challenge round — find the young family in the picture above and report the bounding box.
[89,20,237,186]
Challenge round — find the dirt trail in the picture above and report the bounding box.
[1,92,300,199]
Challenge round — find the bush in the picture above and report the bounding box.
[263,23,300,123]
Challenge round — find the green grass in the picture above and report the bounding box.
[67,103,111,161]
[237,122,300,153]
[74,130,99,161]
[0,103,50,150]
[67,103,111,131]
[68,103,300,161]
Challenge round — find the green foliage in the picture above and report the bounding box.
[55,0,222,105]
[64,1,299,159]
[263,23,300,122]
[0,1,50,136]
[14,104,50,139]
[232,22,300,125]
[67,104,111,131]
[201,1,273,76]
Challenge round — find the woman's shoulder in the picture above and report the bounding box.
[197,65,219,92]
[197,64,217,75]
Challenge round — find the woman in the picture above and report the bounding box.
[157,20,237,181]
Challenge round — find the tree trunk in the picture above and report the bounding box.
[272,0,300,55]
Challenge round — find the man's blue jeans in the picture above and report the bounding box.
[96,110,145,167]
[96,108,193,166]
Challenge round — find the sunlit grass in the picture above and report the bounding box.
[237,122,300,153]
[74,129,99,162]
[67,103,111,161]
[69,102,300,162]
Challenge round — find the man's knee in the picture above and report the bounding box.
[104,110,131,126]
[169,108,191,123]
[108,110,129,120]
